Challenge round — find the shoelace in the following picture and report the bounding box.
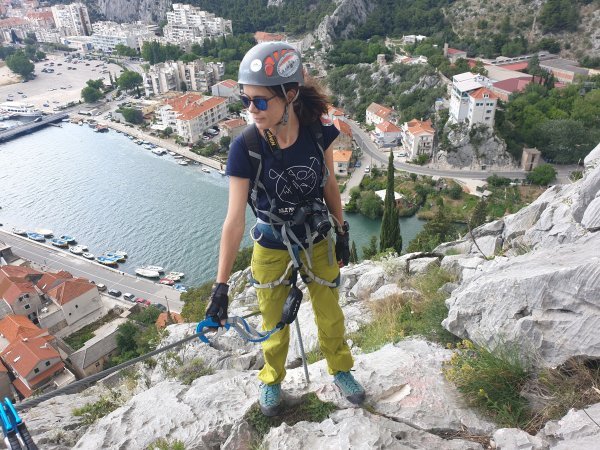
[335,372,363,394]
[260,384,280,405]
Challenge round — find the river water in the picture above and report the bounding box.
[0,123,424,286]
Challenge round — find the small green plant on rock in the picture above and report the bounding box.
[72,391,123,425]
[177,358,214,385]
[245,393,337,441]
[146,438,185,450]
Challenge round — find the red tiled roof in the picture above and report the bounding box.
[328,105,345,116]
[495,62,529,72]
[376,120,401,133]
[12,378,32,398]
[156,312,184,330]
[0,266,41,280]
[1,282,36,305]
[0,315,45,343]
[366,102,393,119]
[166,93,227,121]
[332,150,352,163]
[217,79,238,89]
[222,118,247,129]
[12,360,64,398]
[26,11,54,21]
[0,18,29,27]
[254,31,285,42]
[333,118,352,137]
[447,48,467,55]
[47,279,95,305]
[492,76,533,93]
[2,336,60,379]
[469,87,498,100]
[405,119,434,136]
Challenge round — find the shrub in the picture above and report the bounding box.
[177,358,214,385]
[526,164,556,186]
[72,391,123,425]
[147,438,186,450]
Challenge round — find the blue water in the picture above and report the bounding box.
[0,123,424,286]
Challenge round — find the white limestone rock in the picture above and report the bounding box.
[408,256,440,275]
[284,339,495,435]
[434,239,474,255]
[370,283,418,301]
[469,234,503,258]
[441,255,486,282]
[472,219,505,238]
[584,142,600,169]
[502,197,550,243]
[349,266,386,300]
[443,233,600,368]
[262,408,484,450]
[492,428,547,450]
[73,371,259,450]
[581,193,600,231]
[538,403,600,450]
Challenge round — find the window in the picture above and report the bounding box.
[34,368,39,374]
[24,304,31,310]
[486,110,492,113]
[485,117,490,120]
[75,304,78,308]
[45,361,50,366]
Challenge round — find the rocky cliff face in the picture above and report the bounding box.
[20,141,600,448]
[314,0,375,49]
[92,0,172,23]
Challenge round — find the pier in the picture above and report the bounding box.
[0,112,69,143]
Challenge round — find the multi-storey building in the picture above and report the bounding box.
[449,72,492,125]
[0,17,33,43]
[365,102,396,127]
[400,119,435,159]
[157,93,228,143]
[164,3,232,45]
[91,21,155,53]
[143,60,224,97]
[51,2,91,37]
[211,79,239,103]
[466,87,498,128]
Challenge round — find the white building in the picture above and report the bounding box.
[91,21,155,53]
[157,93,228,143]
[372,120,402,147]
[211,79,239,103]
[164,3,232,45]
[400,119,435,159]
[34,28,61,44]
[51,2,91,37]
[365,102,395,127]
[466,87,498,128]
[449,72,491,125]
[143,60,225,97]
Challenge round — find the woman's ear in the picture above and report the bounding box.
[287,89,299,104]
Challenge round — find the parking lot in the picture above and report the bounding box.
[0,53,123,113]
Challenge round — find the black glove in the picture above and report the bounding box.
[205,282,229,325]
[335,221,350,266]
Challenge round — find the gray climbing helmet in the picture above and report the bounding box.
[238,41,304,87]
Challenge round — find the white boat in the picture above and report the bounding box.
[0,102,41,117]
[143,265,164,273]
[34,228,53,237]
[12,228,27,236]
[69,245,85,255]
[201,167,210,173]
[135,268,161,278]
[168,151,177,156]
[82,252,95,260]
[168,271,184,278]
[114,250,128,258]
[178,160,188,166]
[218,170,226,176]
[173,155,183,159]
[152,148,167,155]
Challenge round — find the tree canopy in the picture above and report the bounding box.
[527,164,557,186]
[81,86,102,103]
[6,50,34,77]
[117,70,143,92]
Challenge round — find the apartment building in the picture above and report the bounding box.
[366,102,396,127]
[211,79,239,103]
[51,2,91,37]
[164,3,232,45]
[91,21,155,53]
[158,93,228,143]
[466,87,498,128]
[143,59,225,97]
[401,119,435,159]
[449,72,492,125]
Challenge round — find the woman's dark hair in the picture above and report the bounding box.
[268,77,329,126]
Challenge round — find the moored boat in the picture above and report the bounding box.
[82,252,95,260]
[114,251,128,258]
[178,160,188,166]
[218,170,226,176]
[12,228,27,236]
[35,228,54,237]
[159,278,174,285]
[95,125,109,133]
[168,151,177,156]
[142,265,164,273]
[69,245,85,255]
[174,284,188,293]
[96,255,118,266]
[105,252,126,262]
[59,235,76,244]
[26,232,45,242]
[135,268,160,278]
[50,238,68,248]
[168,271,184,278]
[201,167,210,173]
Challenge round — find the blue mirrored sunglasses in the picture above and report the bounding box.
[240,94,277,111]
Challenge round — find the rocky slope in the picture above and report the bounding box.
[20,143,600,449]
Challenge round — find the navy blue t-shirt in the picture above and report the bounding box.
[226,122,339,248]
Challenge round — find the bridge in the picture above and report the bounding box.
[0,112,69,143]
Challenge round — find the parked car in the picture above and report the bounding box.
[155,303,167,312]
[108,289,122,297]
[364,165,371,173]
[96,283,107,292]
[123,293,135,302]
[354,161,361,168]
[135,298,151,307]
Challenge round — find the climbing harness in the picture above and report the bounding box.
[0,397,37,449]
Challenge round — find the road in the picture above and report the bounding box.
[347,120,528,180]
[0,230,183,312]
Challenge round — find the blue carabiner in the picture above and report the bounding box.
[196,318,231,344]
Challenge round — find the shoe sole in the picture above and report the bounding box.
[334,380,366,405]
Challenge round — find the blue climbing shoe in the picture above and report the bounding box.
[334,371,365,404]
[259,383,282,416]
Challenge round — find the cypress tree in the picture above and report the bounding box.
[469,199,488,229]
[379,151,402,253]
[350,240,358,263]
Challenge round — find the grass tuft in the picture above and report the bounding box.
[72,391,123,425]
[245,392,337,441]
[146,438,185,450]
[177,358,214,385]
[349,267,459,352]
